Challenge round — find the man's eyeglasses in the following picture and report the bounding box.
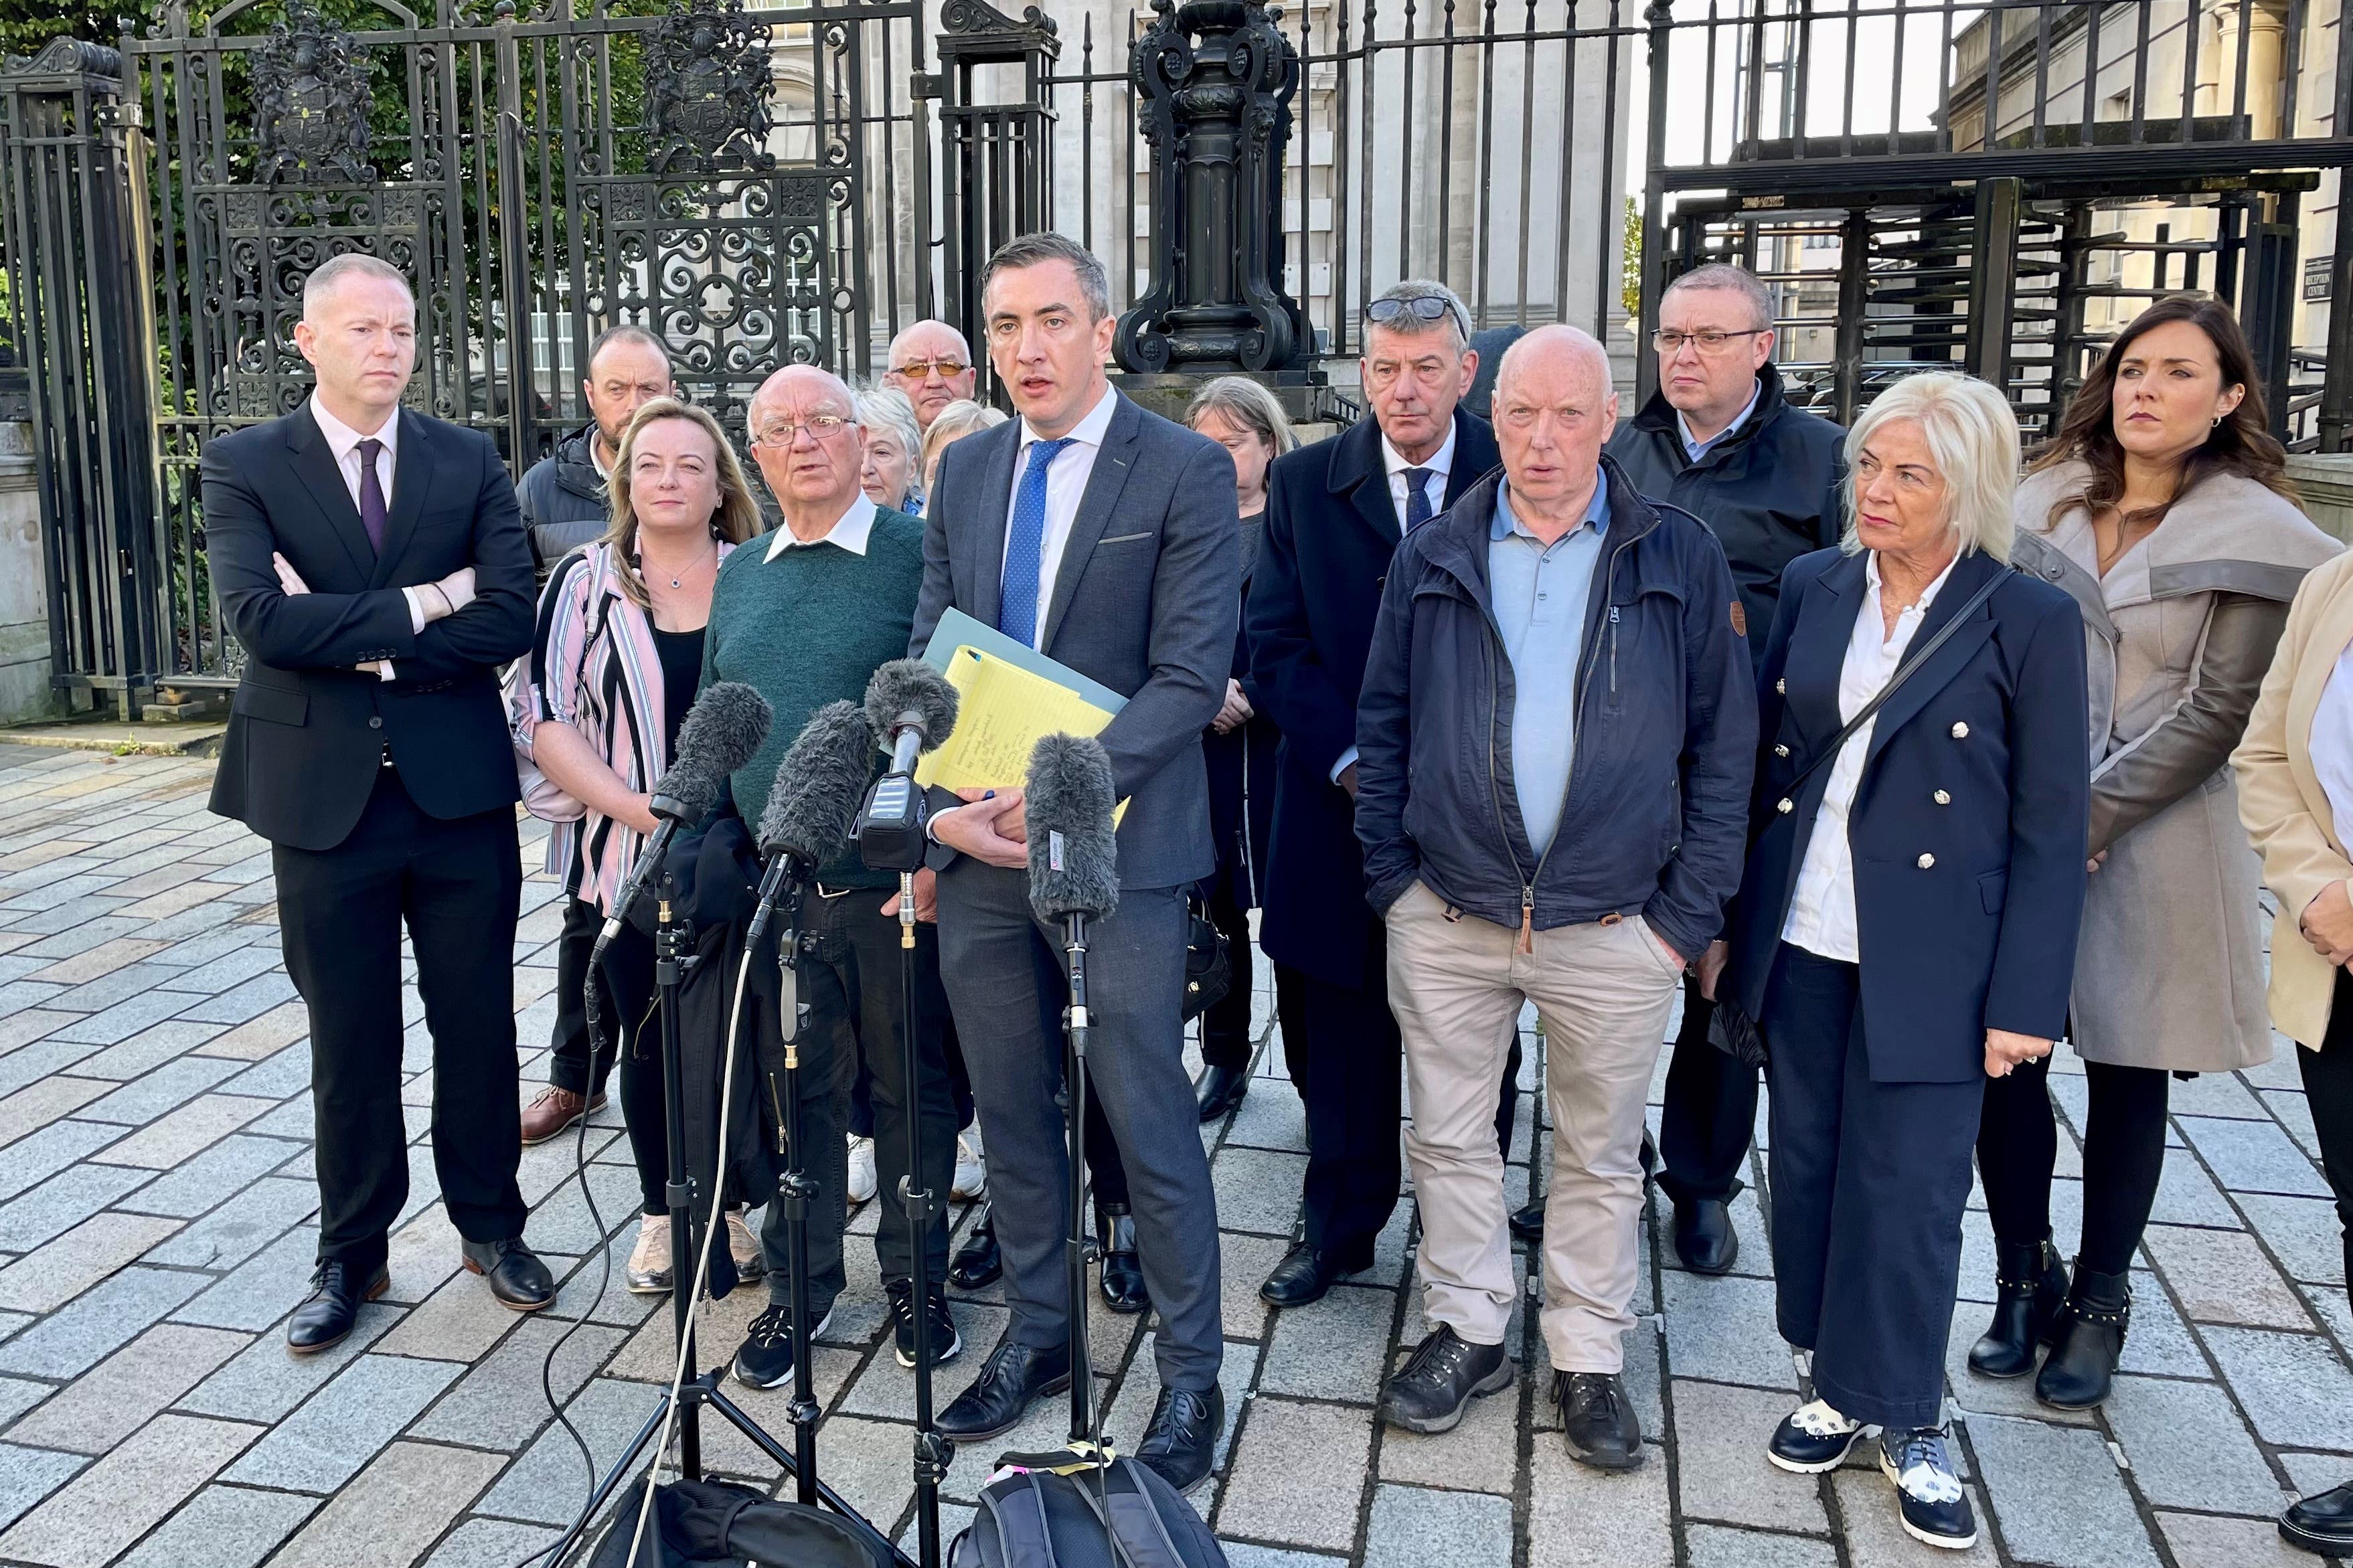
[1653,328,1769,354]
[888,358,969,380]
[750,414,851,445]
[1366,295,1467,335]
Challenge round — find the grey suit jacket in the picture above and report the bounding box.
[911,388,1240,890]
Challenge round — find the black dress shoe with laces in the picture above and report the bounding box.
[1556,1371,1644,1469]
[1259,1241,1373,1308]
[938,1337,1072,1442]
[286,1259,389,1355]
[461,1237,556,1310]
[1672,1198,1739,1276]
[950,1206,1003,1290]
[2281,1478,2353,1558]
[1097,1202,1149,1314]
[1137,1383,1225,1494]
[1380,1324,1514,1434]
[1195,1062,1250,1122]
[887,1278,963,1369]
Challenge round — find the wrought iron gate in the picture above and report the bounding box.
[5,0,935,705]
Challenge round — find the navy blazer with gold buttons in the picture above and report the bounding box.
[1724,545,2091,1083]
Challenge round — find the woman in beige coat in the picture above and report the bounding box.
[1964,296,2339,1411]
[2232,547,2353,1559]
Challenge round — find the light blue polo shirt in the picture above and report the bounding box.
[1489,473,1609,859]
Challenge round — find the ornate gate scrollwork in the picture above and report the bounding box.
[252,0,374,186]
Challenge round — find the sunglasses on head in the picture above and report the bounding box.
[1366,296,1465,333]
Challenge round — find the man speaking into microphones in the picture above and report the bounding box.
[703,363,963,1388]
[910,233,1238,1493]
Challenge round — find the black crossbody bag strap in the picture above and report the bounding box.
[1779,565,2011,799]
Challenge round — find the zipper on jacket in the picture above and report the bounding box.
[1609,606,1620,695]
[1519,883,1535,953]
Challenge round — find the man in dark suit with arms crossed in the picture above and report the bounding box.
[204,252,553,1354]
[912,232,1238,1492]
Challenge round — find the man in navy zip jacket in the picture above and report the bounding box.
[1355,325,1756,1466]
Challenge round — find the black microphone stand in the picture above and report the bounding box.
[546,863,914,1568]
[1054,909,1103,1450]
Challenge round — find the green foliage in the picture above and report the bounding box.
[1623,195,1642,320]
[0,1,150,62]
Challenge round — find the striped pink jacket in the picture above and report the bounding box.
[507,539,737,911]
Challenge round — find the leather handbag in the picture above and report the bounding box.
[1182,897,1232,1022]
[1712,564,2012,1069]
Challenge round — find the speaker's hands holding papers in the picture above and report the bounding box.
[934,786,1029,869]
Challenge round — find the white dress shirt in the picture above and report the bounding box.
[2313,635,2353,853]
[1001,383,1119,650]
[766,493,876,561]
[308,394,422,678]
[1781,549,1959,963]
[1382,424,1456,535]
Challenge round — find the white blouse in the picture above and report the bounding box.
[2311,634,2353,853]
[1781,551,1958,963]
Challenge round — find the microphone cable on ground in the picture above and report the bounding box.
[513,927,625,1568]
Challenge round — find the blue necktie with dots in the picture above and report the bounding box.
[1403,466,1435,532]
[999,436,1074,648]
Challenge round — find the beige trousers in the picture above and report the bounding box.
[1386,879,1682,1373]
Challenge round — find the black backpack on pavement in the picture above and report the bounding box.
[951,1448,1227,1568]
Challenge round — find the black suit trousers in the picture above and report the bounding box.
[276,769,528,1272]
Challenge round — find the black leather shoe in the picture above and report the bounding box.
[2281,1478,2353,1558]
[287,1259,389,1355]
[1195,1062,1250,1122]
[461,1237,556,1311]
[1508,1201,1545,1243]
[1672,1198,1739,1276]
[949,1207,1002,1291]
[1259,1240,1372,1308]
[1968,1236,2068,1379]
[938,1337,1072,1442]
[2035,1262,2129,1410]
[1556,1371,1644,1470]
[1137,1383,1224,1494]
[1381,1325,1514,1434]
[1097,1202,1149,1314]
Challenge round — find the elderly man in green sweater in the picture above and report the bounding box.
[702,363,961,1388]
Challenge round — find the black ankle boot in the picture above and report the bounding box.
[1967,1236,2068,1379]
[2035,1262,2130,1410]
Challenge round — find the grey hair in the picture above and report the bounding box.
[1842,371,2020,564]
[302,253,412,319]
[1661,263,1775,334]
[1185,375,1297,458]
[983,232,1113,323]
[586,323,671,377]
[856,387,923,458]
[1365,278,1473,354]
[920,398,1008,484]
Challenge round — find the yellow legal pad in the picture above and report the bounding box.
[912,646,1130,823]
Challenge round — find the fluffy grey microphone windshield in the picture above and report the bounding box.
[863,659,959,752]
[653,681,773,820]
[1025,732,1120,924]
[758,700,874,868]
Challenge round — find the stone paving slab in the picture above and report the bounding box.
[0,748,2347,1567]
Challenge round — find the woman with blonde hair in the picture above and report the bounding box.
[1969,296,2339,1411]
[1718,371,2089,1549]
[512,396,763,1294]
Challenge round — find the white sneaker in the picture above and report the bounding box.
[726,1207,765,1280]
[626,1212,673,1295]
[846,1134,879,1205]
[952,1124,987,1200]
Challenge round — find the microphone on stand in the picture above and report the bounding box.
[601,681,772,944]
[1025,733,1120,929]
[746,700,879,946]
[856,659,960,874]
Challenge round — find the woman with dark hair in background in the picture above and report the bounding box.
[1186,375,1297,1121]
[1971,296,2339,1411]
